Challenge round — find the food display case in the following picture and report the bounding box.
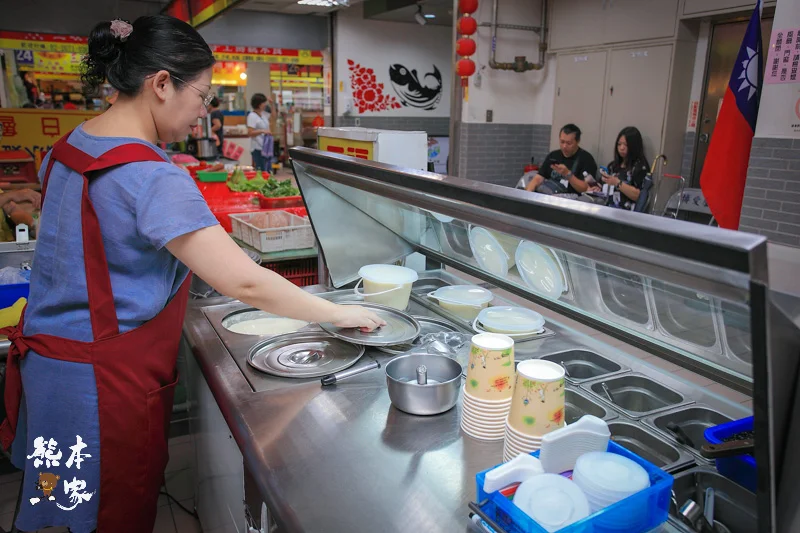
[182,147,800,533]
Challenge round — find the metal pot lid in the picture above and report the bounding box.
[247,331,365,378]
[377,316,460,355]
[320,302,420,347]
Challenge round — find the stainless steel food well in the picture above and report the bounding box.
[564,387,618,423]
[540,349,629,384]
[385,353,462,416]
[607,420,695,473]
[669,467,756,533]
[643,405,735,461]
[582,373,691,419]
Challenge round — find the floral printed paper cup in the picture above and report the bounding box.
[464,333,515,402]
[507,359,566,437]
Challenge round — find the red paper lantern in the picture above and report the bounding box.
[459,0,479,15]
[456,58,476,77]
[458,16,477,35]
[456,38,476,57]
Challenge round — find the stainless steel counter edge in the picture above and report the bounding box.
[182,292,752,533]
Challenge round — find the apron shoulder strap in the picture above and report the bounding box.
[42,137,168,341]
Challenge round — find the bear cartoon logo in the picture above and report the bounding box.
[31,472,60,504]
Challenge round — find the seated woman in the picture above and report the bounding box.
[600,127,650,210]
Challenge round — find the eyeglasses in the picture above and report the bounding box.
[171,75,214,106]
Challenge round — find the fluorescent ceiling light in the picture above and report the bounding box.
[297,0,348,5]
[424,13,435,18]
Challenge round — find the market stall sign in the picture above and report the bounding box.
[318,137,374,161]
[0,31,87,53]
[17,52,83,75]
[0,31,324,66]
[271,79,324,89]
[0,109,100,170]
[190,0,249,28]
[213,46,323,65]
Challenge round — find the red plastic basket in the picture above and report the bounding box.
[263,258,318,287]
[257,194,304,209]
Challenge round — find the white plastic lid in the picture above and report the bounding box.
[574,452,650,494]
[515,241,566,299]
[513,474,591,532]
[476,306,545,334]
[429,285,494,306]
[358,264,418,285]
[468,227,510,277]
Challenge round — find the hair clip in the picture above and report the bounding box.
[110,20,133,42]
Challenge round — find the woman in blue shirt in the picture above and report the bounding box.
[1,15,382,533]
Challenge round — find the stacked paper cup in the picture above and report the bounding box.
[503,359,566,462]
[460,333,516,441]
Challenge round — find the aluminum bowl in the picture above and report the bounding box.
[385,353,462,416]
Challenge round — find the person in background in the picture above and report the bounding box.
[208,96,224,154]
[0,189,42,241]
[600,126,649,209]
[247,93,271,170]
[525,124,598,195]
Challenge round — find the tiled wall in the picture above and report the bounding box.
[681,131,696,185]
[740,137,800,247]
[456,123,552,186]
[334,116,450,136]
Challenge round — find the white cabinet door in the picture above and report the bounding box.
[606,0,679,43]
[599,45,673,167]
[549,0,608,51]
[551,51,608,162]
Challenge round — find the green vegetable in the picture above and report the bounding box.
[227,168,299,197]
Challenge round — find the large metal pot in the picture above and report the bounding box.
[385,353,462,416]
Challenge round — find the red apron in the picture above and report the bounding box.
[1,133,191,532]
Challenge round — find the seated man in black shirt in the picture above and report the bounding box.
[525,124,598,195]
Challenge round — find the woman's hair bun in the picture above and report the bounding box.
[82,21,125,94]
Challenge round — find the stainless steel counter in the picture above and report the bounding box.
[182,273,751,533]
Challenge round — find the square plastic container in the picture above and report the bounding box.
[229,211,314,253]
[257,194,304,209]
[704,416,756,492]
[196,170,228,182]
[0,282,30,309]
[474,441,673,533]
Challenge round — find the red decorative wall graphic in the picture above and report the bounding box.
[347,59,401,113]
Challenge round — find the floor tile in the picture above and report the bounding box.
[153,503,177,533]
[166,441,195,474]
[172,500,201,533]
[164,468,195,503]
[705,382,752,404]
[674,368,715,387]
[159,493,171,508]
[168,435,194,447]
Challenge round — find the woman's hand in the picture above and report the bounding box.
[330,304,386,331]
[600,171,621,187]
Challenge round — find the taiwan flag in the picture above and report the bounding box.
[700,0,763,230]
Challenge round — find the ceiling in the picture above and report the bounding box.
[365,0,452,26]
[235,0,358,15]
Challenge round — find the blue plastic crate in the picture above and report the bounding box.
[474,441,673,533]
[704,416,756,492]
[0,282,29,309]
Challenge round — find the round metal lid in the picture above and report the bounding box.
[319,302,420,347]
[247,331,365,378]
[377,316,460,355]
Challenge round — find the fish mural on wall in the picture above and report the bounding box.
[389,64,443,111]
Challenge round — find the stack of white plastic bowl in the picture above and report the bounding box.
[572,452,651,530]
[503,424,543,462]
